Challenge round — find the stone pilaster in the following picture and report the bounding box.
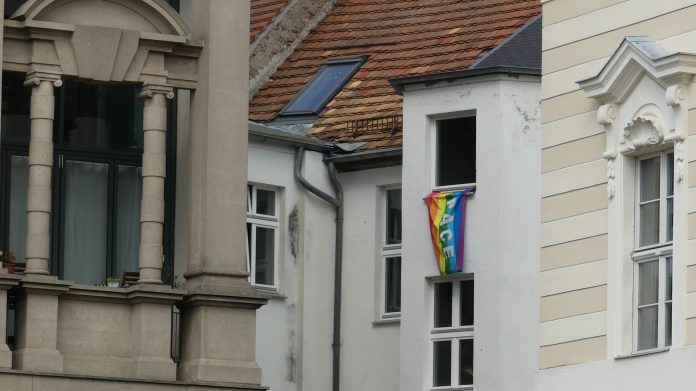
[12,277,70,373]
[23,74,61,276]
[179,0,267,385]
[0,274,20,368]
[137,84,174,284]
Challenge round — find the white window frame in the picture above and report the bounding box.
[429,278,474,391]
[429,112,477,192]
[246,184,280,290]
[631,150,673,353]
[380,186,402,320]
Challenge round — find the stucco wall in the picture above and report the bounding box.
[540,0,696,387]
[399,75,541,391]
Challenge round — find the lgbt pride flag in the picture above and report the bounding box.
[425,188,474,275]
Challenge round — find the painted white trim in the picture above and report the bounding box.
[246,184,280,290]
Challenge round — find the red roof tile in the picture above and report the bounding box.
[250,0,290,43]
[249,0,541,150]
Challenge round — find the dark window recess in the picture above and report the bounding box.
[279,58,364,116]
[433,340,452,387]
[1,72,31,144]
[4,0,22,19]
[460,280,474,326]
[459,339,474,385]
[434,282,453,328]
[437,117,476,186]
[385,257,401,313]
[386,188,402,245]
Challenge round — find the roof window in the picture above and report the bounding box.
[279,57,365,117]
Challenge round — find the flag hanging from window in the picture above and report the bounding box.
[425,188,474,275]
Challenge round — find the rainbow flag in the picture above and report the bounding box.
[425,188,474,275]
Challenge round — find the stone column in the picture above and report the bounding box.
[24,74,61,276]
[137,85,174,284]
[179,0,266,385]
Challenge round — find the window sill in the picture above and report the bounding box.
[432,184,476,193]
[615,346,670,360]
[255,288,287,300]
[431,386,473,391]
[373,316,401,326]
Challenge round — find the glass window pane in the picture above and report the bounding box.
[437,117,476,186]
[667,197,673,242]
[638,261,659,306]
[639,201,659,247]
[666,257,673,301]
[459,339,474,386]
[282,61,362,115]
[62,82,144,151]
[254,226,275,286]
[385,257,401,313]
[386,189,402,245]
[433,340,451,387]
[114,165,142,278]
[667,153,674,197]
[1,72,31,144]
[665,302,672,347]
[640,157,660,202]
[62,160,109,285]
[8,156,29,264]
[434,282,453,328]
[460,280,474,326]
[255,189,275,216]
[637,305,658,351]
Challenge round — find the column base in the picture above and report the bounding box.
[13,347,63,373]
[0,345,12,368]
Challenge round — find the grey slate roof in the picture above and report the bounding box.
[471,14,541,70]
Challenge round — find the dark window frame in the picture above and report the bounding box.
[278,56,366,117]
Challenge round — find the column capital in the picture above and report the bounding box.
[23,72,62,88]
[138,83,175,100]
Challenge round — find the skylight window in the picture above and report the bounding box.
[279,57,365,117]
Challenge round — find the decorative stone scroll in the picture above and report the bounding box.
[598,104,618,199]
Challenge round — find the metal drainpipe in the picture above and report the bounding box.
[294,147,344,391]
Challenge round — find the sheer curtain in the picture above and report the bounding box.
[115,165,142,277]
[8,155,28,263]
[62,160,108,285]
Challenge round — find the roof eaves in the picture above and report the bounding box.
[248,121,333,152]
[389,66,541,94]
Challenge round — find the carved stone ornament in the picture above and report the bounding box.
[620,114,664,153]
[676,140,685,182]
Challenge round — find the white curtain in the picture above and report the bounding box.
[8,155,28,263]
[115,165,142,277]
[63,160,108,285]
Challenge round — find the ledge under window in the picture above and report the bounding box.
[615,346,670,360]
[373,316,401,326]
[255,288,287,300]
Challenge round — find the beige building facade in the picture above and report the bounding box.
[0,1,267,390]
[540,0,696,388]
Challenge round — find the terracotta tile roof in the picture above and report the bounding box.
[249,0,541,150]
[250,0,290,43]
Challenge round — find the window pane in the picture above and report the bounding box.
[114,165,142,277]
[640,157,660,202]
[667,153,674,197]
[254,226,275,286]
[639,201,659,247]
[282,61,362,115]
[385,257,401,313]
[62,82,144,151]
[386,189,402,245]
[459,339,474,386]
[433,341,451,387]
[8,156,29,264]
[1,72,31,144]
[667,197,673,242]
[666,257,673,301]
[437,117,476,186]
[4,0,23,18]
[637,306,658,351]
[665,302,672,347]
[255,189,275,216]
[62,160,109,285]
[638,261,659,306]
[460,280,474,326]
[434,282,453,328]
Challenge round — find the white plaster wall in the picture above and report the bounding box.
[399,75,541,391]
[248,142,335,391]
[339,165,402,391]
